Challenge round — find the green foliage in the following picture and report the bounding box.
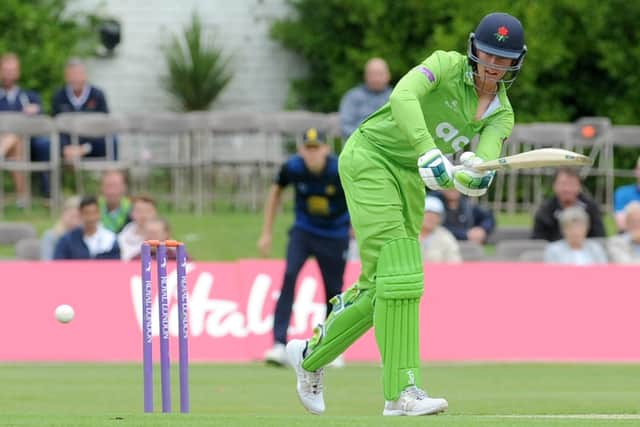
[271,0,640,125]
[0,0,98,112]
[161,12,232,111]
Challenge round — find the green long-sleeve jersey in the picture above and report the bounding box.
[358,50,514,168]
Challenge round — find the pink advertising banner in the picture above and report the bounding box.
[1,261,639,362]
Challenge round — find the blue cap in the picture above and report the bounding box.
[302,128,327,146]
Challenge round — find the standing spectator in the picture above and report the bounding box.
[607,201,640,264]
[40,196,81,260]
[118,195,158,261]
[258,128,350,366]
[436,189,495,244]
[532,168,605,242]
[53,195,120,260]
[52,58,112,161]
[420,196,461,263]
[613,156,640,231]
[339,58,392,139]
[99,170,131,233]
[0,53,50,204]
[543,206,607,265]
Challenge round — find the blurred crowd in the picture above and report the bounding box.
[0,53,111,205]
[2,54,640,267]
[41,170,179,262]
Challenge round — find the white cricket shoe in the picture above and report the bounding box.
[264,343,289,366]
[286,339,325,415]
[383,386,448,416]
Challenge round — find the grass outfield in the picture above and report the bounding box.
[1,363,640,426]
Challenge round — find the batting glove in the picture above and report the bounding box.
[453,152,495,197]
[418,148,454,191]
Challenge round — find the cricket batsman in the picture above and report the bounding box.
[286,12,527,416]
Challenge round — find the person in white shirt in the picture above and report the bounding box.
[118,195,158,261]
[420,196,462,263]
[544,205,607,265]
[53,195,120,260]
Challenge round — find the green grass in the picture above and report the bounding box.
[1,363,639,426]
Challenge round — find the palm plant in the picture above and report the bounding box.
[161,13,232,111]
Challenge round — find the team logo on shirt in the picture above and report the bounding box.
[325,185,336,196]
[415,66,435,82]
[444,100,458,112]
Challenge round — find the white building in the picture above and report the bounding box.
[74,0,306,112]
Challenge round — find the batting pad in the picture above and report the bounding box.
[302,286,375,372]
[374,238,424,401]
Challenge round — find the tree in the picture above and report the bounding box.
[0,0,99,111]
[160,12,233,111]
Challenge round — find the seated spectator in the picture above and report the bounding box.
[613,156,640,231]
[532,167,606,242]
[0,52,50,203]
[53,195,120,260]
[118,194,158,261]
[99,170,131,233]
[52,58,113,161]
[543,206,607,265]
[420,196,461,263]
[607,201,640,264]
[40,196,81,260]
[339,57,392,139]
[435,189,495,244]
[135,217,189,260]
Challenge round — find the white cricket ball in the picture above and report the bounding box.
[55,304,75,324]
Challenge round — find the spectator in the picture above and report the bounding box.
[0,53,50,203]
[99,170,131,233]
[134,217,188,260]
[40,196,81,260]
[543,206,607,265]
[435,189,495,244]
[339,57,392,139]
[532,168,606,242]
[52,58,112,161]
[607,201,640,264]
[118,194,158,261]
[53,195,120,260]
[613,156,640,231]
[420,196,461,263]
[258,128,350,366]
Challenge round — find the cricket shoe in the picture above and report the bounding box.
[264,343,289,367]
[286,339,325,414]
[383,386,448,416]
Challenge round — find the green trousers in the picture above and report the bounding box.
[302,130,426,400]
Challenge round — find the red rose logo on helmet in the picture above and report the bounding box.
[495,26,509,42]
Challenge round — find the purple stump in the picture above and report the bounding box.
[157,244,171,413]
[176,244,190,413]
[141,243,154,413]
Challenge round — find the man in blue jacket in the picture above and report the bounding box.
[52,58,114,160]
[54,195,120,260]
[435,189,495,245]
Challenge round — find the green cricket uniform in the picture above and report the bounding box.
[302,50,514,401]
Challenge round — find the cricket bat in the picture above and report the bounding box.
[452,148,592,172]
